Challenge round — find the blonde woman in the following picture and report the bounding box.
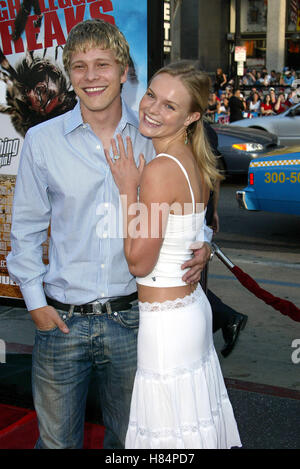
[106,62,241,449]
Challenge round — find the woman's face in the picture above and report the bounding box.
[139,73,200,141]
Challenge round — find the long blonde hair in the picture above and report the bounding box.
[151,61,223,190]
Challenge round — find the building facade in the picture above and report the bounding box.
[165,0,300,76]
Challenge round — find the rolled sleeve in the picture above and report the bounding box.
[20,283,47,311]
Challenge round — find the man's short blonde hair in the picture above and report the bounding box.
[63,19,130,75]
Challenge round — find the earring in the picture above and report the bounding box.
[184,129,188,145]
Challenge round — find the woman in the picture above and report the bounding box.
[248,91,261,116]
[218,96,229,114]
[260,94,273,115]
[217,96,230,123]
[269,88,277,110]
[255,71,264,87]
[105,62,241,449]
[214,67,227,96]
[205,92,219,122]
[274,92,287,114]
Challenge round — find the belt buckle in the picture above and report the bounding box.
[93,302,104,315]
[78,300,111,315]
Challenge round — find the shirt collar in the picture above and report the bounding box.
[120,98,139,130]
[63,98,139,135]
[64,100,83,135]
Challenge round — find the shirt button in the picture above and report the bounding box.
[103,233,108,238]
[101,293,105,298]
[82,124,87,129]
[101,264,105,269]
[96,145,101,150]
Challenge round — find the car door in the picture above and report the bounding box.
[278,104,300,145]
[252,155,300,214]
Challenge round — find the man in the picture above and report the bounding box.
[269,70,277,86]
[203,121,248,358]
[261,67,271,86]
[269,87,277,110]
[7,19,210,449]
[284,90,296,108]
[228,88,246,123]
[282,69,294,86]
[274,92,287,114]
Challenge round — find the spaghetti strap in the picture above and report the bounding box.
[156,153,195,213]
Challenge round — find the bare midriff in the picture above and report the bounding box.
[137,283,197,304]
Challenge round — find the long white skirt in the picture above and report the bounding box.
[125,285,242,449]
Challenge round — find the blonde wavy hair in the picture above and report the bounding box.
[151,61,223,190]
[63,19,130,75]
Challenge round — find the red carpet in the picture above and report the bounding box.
[0,404,105,449]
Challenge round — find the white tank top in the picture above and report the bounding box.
[136,153,205,288]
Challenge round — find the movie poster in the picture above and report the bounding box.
[0,0,148,300]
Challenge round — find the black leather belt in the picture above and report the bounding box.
[46,292,138,315]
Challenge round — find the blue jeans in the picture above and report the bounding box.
[32,304,139,449]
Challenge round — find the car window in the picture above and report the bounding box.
[289,105,300,116]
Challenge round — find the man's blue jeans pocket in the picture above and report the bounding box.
[32,304,140,449]
[110,304,139,329]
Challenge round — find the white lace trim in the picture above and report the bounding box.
[128,422,214,439]
[128,404,229,439]
[138,287,202,313]
[136,345,218,381]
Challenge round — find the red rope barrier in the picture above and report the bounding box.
[212,243,300,323]
[231,265,300,323]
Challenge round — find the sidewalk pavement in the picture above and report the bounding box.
[0,302,299,449]
[209,246,300,393]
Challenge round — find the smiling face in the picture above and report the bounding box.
[69,47,128,120]
[139,73,200,144]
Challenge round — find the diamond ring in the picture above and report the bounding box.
[114,154,120,160]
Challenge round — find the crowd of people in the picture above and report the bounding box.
[206,66,300,123]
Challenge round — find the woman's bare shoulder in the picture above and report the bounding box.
[140,156,177,202]
[142,154,180,179]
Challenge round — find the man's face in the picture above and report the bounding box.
[69,47,128,117]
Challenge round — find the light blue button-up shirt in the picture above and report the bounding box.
[7,100,155,310]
